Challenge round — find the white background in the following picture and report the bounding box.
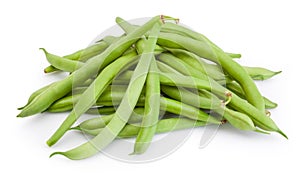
[1,0,299,177]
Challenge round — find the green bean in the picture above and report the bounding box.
[76,108,145,130]
[156,60,183,74]
[164,48,226,81]
[222,108,256,131]
[161,85,222,109]
[202,62,281,81]
[116,17,240,58]
[226,81,278,109]
[86,107,116,115]
[161,23,241,59]
[162,85,256,131]
[18,15,163,118]
[47,84,145,113]
[40,48,85,72]
[157,32,265,111]
[44,65,59,73]
[18,82,55,110]
[46,51,138,146]
[49,22,162,159]
[158,53,226,85]
[44,41,110,73]
[133,59,161,154]
[47,84,220,125]
[159,72,287,138]
[244,67,282,80]
[76,118,206,137]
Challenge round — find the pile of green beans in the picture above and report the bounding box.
[17,15,286,160]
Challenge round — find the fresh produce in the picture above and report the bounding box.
[17,15,286,160]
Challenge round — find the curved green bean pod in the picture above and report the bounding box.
[161,85,222,109]
[46,51,138,146]
[18,15,163,118]
[158,72,286,138]
[157,32,265,111]
[40,48,85,72]
[77,108,145,130]
[44,41,110,73]
[18,82,55,110]
[116,17,240,58]
[226,81,278,109]
[158,53,226,85]
[164,48,226,81]
[162,85,256,131]
[133,59,161,154]
[49,21,163,159]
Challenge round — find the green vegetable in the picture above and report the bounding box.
[17,15,285,160]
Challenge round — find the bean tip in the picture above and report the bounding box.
[39,48,47,54]
[278,130,288,139]
[17,106,24,110]
[46,139,55,147]
[275,71,282,75]
[49,152,63,158]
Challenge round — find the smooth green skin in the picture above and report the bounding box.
[226,81,278,109]
[44,65,59,73]
[47,83,220,124]
[76,118,207,137]
[40,48,85,72]
[158,72,287,138]
[77,108,145,130]
[116,17,241,59]
[159,53,277,108]
[165,48,226,81]
[156,61,183,74]
[47,85,138,112]
[205,63,282,81]
[18,15,163,118]
[133,59,161,154]
[157,32,265,112]
[18,82,55,110]
[222,108,256,131]
[50,22,162,159]
[161,85,256,131]
[46,51,138,146]
[243,67,281,81]
[44,40,111,73]
[86,107,116,115]
[158,53,226,86]
[161,85,222,109]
